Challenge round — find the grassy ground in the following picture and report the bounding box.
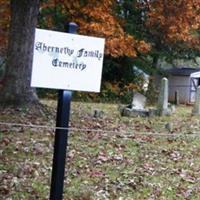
[1,100,200,199]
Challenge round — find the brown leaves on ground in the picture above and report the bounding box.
[1,101,200,199]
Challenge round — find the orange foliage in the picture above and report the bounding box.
[0,0,150,58]
[1,1,200,57]
[145,0,200,49]
[42,0,151,57]
[70,0,148,57]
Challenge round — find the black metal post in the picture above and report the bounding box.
[50,22,78,200]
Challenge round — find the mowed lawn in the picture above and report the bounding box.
[1,100,200,199]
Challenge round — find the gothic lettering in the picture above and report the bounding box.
[35,42,74,56]
[77,48,103,60]
[52,58,86,71]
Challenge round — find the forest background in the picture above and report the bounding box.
[1,0,200,104]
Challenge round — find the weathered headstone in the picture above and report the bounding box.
[174,90,180,105]
[131,92,146,110]
[120,78,176,118]
[165,122,173,132]
[93,109,104,118]
[157,77,169,116]
[121,92,149,117]
[192,86,200,115]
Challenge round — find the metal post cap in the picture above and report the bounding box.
[68,22,78,33]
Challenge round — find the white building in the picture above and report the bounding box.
[165,67,200,104]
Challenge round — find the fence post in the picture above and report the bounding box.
[49,22,78,200]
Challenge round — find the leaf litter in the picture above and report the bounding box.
[1,102,200,199]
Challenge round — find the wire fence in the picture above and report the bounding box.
[1,121,200,139]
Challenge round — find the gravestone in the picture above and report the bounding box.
[174,90,180,105]
[192,86,200,115]
[157,77,170,116]
[132,92,147,110]
[120,78,175,118]
[93,109,104,118]
[121,92,149,117]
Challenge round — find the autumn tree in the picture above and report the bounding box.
[146,0,200,48]
[38,0,151,95]
[143,0,200,66]
[0,0,40,106]
[39,0,150,57]
[114,0,200,103]
[1,0,200,105]
[114,0,200,73]
[0,0,150,105]
[69,0,150,88]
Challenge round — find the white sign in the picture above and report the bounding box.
[31,28,105,92]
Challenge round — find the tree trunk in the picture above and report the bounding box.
[0,0,40,106]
